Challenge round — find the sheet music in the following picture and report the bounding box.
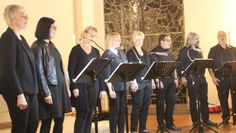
[142,61,176,80]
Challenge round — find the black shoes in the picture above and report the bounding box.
[203,120,218,126]
[167,125,182,131]
[158,125,168,132]
[139,130,149,133]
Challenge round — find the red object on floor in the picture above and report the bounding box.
[209,105,222,113]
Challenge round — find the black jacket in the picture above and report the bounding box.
[0,28,38,97]
[102,49,129,91]
[31,40,63,97]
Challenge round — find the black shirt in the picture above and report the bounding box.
[208,44,236,71]
[126,47,150,83]
[150,45,175,77]
[178,46,204,76]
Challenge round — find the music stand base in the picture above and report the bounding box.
[189,122,218,133]
[217,113,236,127]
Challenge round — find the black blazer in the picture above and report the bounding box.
[0,28,38,97]
[102,49,129,91]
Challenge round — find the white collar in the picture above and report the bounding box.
[109,47,118,55]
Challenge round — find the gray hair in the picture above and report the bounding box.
[186,32,199,47]
[4,4,24,26]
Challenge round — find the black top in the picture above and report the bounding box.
[0,28,38,96]
[126,47,151,83]
[150,45,175,77]
[178,46,204,76]
[102,49,128,91]
[208,44,236,71]
[68,44,100,90]
[68,44,101,108]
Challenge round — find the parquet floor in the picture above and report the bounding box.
[1,104,236,133]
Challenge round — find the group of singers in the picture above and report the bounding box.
[0,4,236,133]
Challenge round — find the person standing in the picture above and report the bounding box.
[208,31,236,124]
[68,26,106,133]
[0,4,39,133]
[150,34,181,132]
[31,17,71,133]
[178,32,217,126]
[102,32,128,133]
[126,31,154,133]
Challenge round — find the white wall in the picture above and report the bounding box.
[184,0,236,105]
[1,0,236,119]
[0,0,75,117]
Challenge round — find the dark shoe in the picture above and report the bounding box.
[139,130,149,133]
[192,121,198,126]
[167,125,182,131]
[158,126,168,132]
[204,120,218,126]
[222,120,229,124]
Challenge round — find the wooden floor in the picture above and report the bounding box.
[1,105,236,133]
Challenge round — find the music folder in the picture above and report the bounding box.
[142,61,177,80]
[182,58,213,75]
[215,61,236,73]
[73,58,111,84]
[105,62,146,83]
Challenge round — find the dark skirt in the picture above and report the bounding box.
[38,80,71,120]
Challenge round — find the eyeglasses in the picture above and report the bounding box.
[51,26,57,30]
[164,39,172,42]
[20,14,28,19]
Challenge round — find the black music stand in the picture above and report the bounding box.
[216,61,236,127]
[105,62,146,133]
[142,61,177,133]
[182,59,218,133]
[73,58,111,133]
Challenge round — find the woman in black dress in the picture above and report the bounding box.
[102,32,128,133]
[31,17,71,133]
[68,26,106,133]
[126,31,154,133]
[0,5,39,133]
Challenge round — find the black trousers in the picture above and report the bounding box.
[2,93,39,133]
[130,84,152,132]
[156,78,176,127]
[216,75,236,121]
[74,109,93,133]
[40,116,64,133]
[187,75,209,123]
[109,90,126,133]
[73,84,98,133]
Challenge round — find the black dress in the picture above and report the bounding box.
[68,44,100,112]
[32,41,71,120]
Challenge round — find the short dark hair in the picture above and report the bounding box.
[158,34,169,44]
[35,17,55,39]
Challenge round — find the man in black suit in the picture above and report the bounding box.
[0,5,39,133]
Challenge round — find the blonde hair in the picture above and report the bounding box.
[80,26,97,39]
[105,32,121,49]
[4,4,24,26]
[132,31,145,43]
[186,32,199,47]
